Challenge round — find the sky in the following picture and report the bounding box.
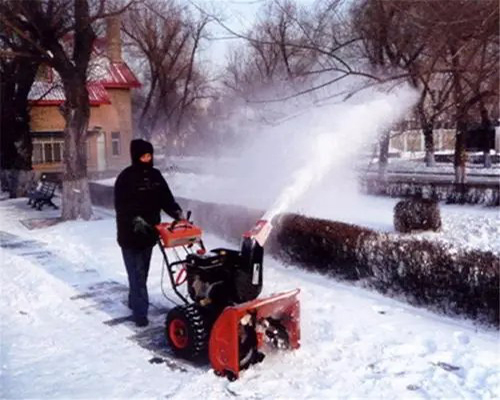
[191,0,315,68]
[192,0,267,67]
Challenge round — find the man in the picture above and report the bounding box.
[115,139,183,327]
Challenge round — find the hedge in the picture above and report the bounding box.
[273,214,498,325]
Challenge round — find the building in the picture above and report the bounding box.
[389,129,456,154]
[28,18,140,176]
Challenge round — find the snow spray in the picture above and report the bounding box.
[184,85,418,228]
[260,86,418,223]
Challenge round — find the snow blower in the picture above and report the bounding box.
[156,213,300,381]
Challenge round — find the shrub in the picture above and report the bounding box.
[273,214,373,280]
[394,198,441,233]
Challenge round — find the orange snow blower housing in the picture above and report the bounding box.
[156,215,300,381]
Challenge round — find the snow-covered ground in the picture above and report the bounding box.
[367,155,500,175]
[98,172,500,254]
[1,197,499,399]
[165,154,500,176]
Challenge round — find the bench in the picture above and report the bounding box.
[27,180,59,210]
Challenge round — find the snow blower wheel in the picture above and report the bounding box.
[165,304,208,360]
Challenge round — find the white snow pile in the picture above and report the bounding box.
[1,198,499,399]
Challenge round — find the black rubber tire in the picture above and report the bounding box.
[225,370,237,382]
[165,304,209,360]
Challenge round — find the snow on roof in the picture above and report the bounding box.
[29,81,66,104]
[87,81,112,104]
[29,81,111,106]
[101,61,141,89]
[29,42,140,106]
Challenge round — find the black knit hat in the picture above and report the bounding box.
[130,139,154,165]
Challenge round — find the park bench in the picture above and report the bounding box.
[27,179,59,210]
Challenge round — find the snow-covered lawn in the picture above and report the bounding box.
[366,156,500,176]
[1,198,499,399]
[98,172,500,254]
[164,155,500,177]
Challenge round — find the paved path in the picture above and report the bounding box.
[0,230,189,372]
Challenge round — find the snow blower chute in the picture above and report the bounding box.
[156,214,300,380]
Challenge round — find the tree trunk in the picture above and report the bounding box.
[449,40,468,187]
[0,58,38,196]
[0,169,37,198]
[378,131,390,181]
[479,103,493,169]
[414,87,436,168]
[423,125,436,168]
[60,77,93,220]
[454,120,467,185]
[483,150,492,169]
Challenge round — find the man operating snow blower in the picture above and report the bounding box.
[115,139,184,327]
[115,140,300,378]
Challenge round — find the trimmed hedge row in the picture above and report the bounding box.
[89,183,499,325]
[361,234,498,323]
[271,214,372,280]
[275,214,498,325]
[361,178,500,206]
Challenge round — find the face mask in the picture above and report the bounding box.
[139,153,153,167]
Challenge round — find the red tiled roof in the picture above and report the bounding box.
[29,34,141,106]
[101,62,141,89]
[87,81,112,104]
[29,81,111,106]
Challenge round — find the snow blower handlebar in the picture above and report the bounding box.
[156,213,205,305]
[168,211,192,232]
[156,213,203,249]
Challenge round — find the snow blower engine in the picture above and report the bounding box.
[156,213,300,381]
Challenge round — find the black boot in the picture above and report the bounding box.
[135,316,149,327]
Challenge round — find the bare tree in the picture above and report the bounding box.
[0,16,40,196]
[352,0,444,167]
[123,0,211,153]
[1,0,134,219]
[215,0,381,105]
[468,17,499,168]
[223,1,316,99]
[352,0,498,178]
[436,1,499,182]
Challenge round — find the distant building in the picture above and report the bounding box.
[28,17,140,176]
[390,119,500,155]
[390,129,456,154]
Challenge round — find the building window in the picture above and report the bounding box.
[33,143,44,164]
[44,143,54,162]
[111,131,121,156]
[32,135,64,164]
[53,142,62,162]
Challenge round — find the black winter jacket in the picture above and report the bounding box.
[115,140,182,249]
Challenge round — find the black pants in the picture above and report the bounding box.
[121,246,153,320]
